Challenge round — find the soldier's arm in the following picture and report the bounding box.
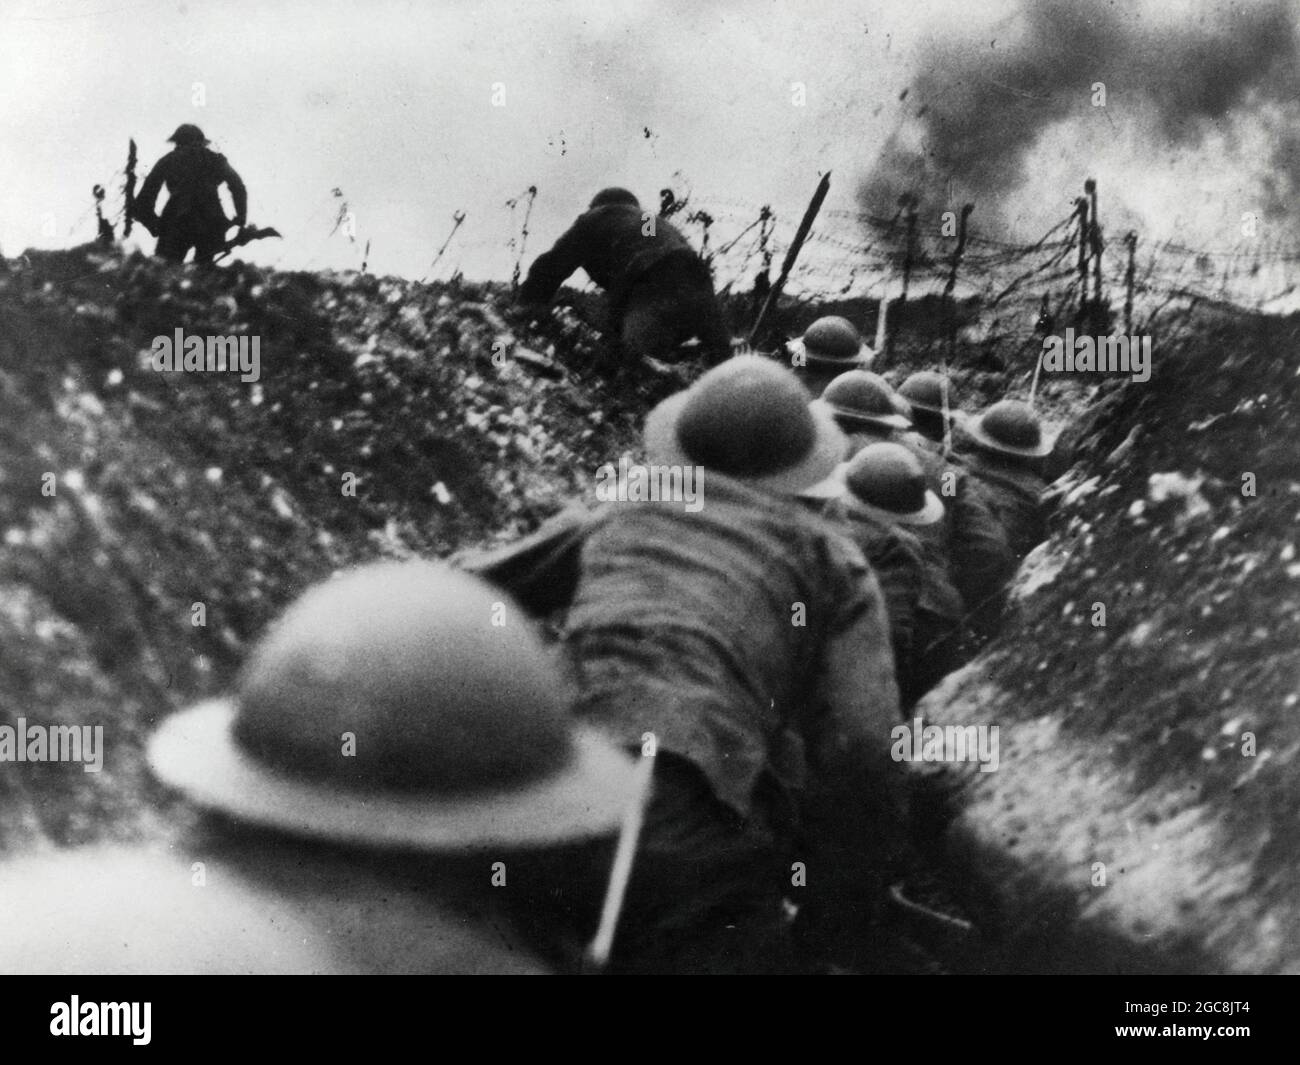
[222,161,248,227]
[807,564,907,849]
[457,503,597,620]
[517,220,588,305]
[812,576,904,803]
[132,159,168,230]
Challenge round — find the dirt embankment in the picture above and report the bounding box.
[923,309,1300,973]
[2,244,1294,975]
[0,245,647,854]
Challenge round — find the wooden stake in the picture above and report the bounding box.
[1087,178,1103,311]
[1123,231,1137,335]
[900,193,918,303]
[944,204,973,368]
[1075,192,1090,314]
[749,171,831,344]
[123,139,138,238]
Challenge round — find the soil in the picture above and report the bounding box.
[1,242,1293,973]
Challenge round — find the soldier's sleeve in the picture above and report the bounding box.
[132,158,168,227]
[517,218,588,304]
[221,158,248,224]
[805,529,902,773]
[456,503,597,619]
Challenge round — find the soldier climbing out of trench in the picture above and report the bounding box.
[516,187,733,367]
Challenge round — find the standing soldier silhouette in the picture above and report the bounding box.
[132,124,247,264]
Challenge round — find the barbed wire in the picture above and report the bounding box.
[69,158,1298,321]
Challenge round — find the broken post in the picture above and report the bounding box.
[749,171,831,345]
[1075,192,1090,315]
[93,185,113,245]
[123,139,138,238]
[943,203,973,298]
[1087,178,1103,312]
[900,192,918,303]
[943,203,973,368]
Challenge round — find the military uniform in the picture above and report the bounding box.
[810,500,921,678]
[908,517,974,702]
[907,443,1017,631]
[134,139,246,264]
[519,199,730,364]
[564,472,901,972]
[957,450,1049,561]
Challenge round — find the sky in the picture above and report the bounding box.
[0,0,1295,284]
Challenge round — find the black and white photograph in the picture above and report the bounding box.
[0,0,1294,1029]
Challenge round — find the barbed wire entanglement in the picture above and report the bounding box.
[644,179,1297,392]
[73,150,1297,368]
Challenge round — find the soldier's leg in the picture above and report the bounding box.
[194,226,226,264]
[606,753,796,975]
[684,287,735,365]
[647,263,733,363]
[154,228,190,263]
[618,291,678,364]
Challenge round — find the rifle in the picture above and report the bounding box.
[212,224,282,263]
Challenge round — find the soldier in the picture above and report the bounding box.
[517,187,731,365]
[787,316,875,397]
[824,370,1015,644]
[805,443,961,709]
[955,399,1053,561]
[819,369,911,455]
[898,370,961,449]
[1,562,642,974]
[131,124,247,264]
[561,356,907,973]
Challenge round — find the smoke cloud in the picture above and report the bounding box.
[860,0,1300,236]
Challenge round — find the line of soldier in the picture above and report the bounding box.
[2,187,1055,977]
[787,314,1053,709]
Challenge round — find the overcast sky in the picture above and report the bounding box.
[1,0,1294,283]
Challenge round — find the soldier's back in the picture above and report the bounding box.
[157,147,230,219]
[959,451,1048,560]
